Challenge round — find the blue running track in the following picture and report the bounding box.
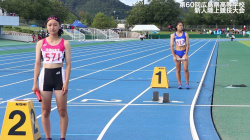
[0,39,220,140]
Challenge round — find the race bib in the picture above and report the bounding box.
[175,39,185,46]
[43,51,64,63]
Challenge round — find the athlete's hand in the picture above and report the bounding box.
[62,84,68,95]
[173,56,177,62]
[32,84,39,93]
[183,54,188,61]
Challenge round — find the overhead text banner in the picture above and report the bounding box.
[180,2,245,14]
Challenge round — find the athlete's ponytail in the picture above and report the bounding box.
[58,29,64,36]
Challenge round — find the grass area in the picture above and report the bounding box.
[3,26,44,35]
[238,40,250,47]
[5,26,43,31]
[213,41,250,140]
[18,26,43,31]
[0,39,32,47]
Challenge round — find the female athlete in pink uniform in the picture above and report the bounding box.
[32,15,71,140]
[170,21,190,89]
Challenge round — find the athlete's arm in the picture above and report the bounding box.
[170,34,177,62]
[62,40,71,94]
[183,33,189,60]
[32,40,43,92]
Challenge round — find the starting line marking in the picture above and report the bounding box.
[81,99,122,103]
[41,133,99,136]
[2,104,250,108]
[143,100,184,103]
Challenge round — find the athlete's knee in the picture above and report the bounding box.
[176,67,181,73]
[183,68,189,73]
[42,109,51,118]
[58,108,68,118]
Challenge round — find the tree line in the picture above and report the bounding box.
[126,0,180,29]
[127,0,250,30]
[1,0,250,30]
[59,0,131,19]
[0,0,118,29]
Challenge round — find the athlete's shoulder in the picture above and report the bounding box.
[63,40,71,48]
[36,39,44,47]
[172,32,177,37]
[63,39,69,45]
[170,33,175,39]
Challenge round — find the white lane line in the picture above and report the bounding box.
[0,41,166,71]
[81,99,122,103]
[0,39,166,59]
[0,45,168,88]
[0,41,121,59]
[143,101,184,103]
[0,78,34,88]
[0,42,164,77]
[97,66,176,140]
[0,92,34,104]
[0,39,203,105]
[0,51,35,59]
[36,54,172,119]
[97,39,211,140]
[3,104,250,108]
[0,69,34,78]
[0,63,34,70]
[0,41,155,61]
[69,49,170,81]
[0,69,152,71]
[71,43,165,63]
[0,40,205,111]
[0,42,142,64]
[97,72,172,139]
[0,40,203,94]
[0,39,199,71]
[0,42,120,60]
[0,59,35,66]
[190,39,216,140]
[0,43,168,86]
[71,40,203,70]
[0,38,193,66]
[70,69,154,72]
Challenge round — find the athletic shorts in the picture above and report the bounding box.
[39,67,65,91]
[174,50,186,58]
